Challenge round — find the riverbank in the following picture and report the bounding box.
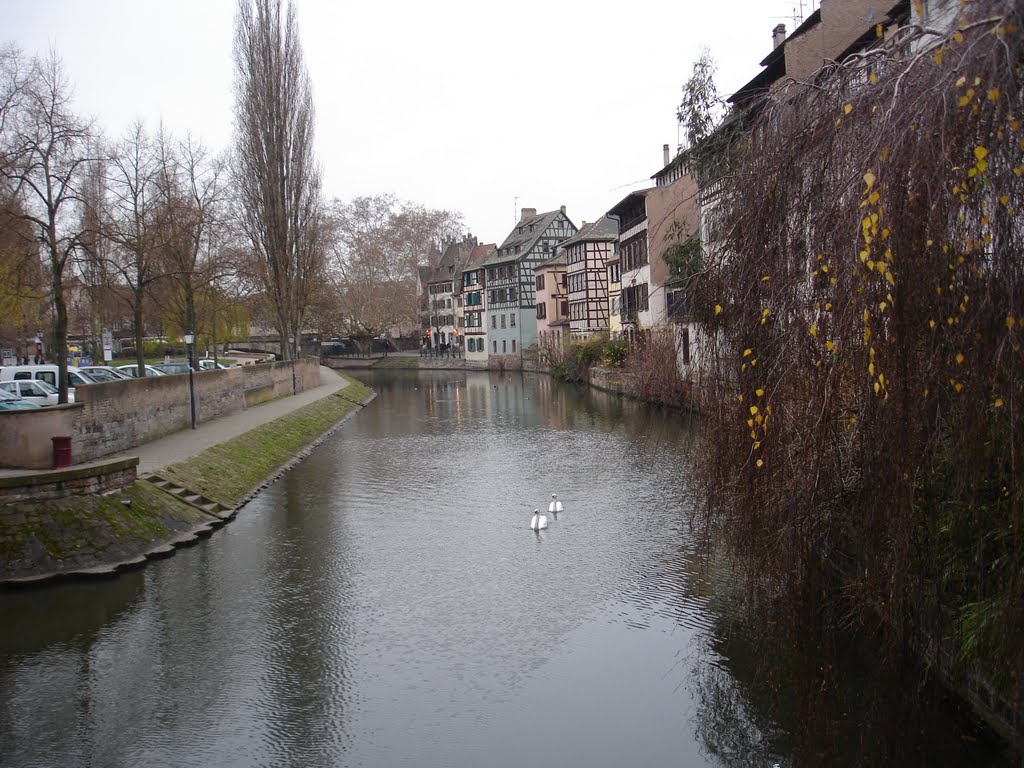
[0,372,375,587]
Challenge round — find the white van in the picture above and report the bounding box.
[0,364,96,400]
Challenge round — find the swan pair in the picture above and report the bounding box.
[531,495,564,530]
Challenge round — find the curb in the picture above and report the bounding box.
[0,390,377,590]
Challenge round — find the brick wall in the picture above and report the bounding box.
[0,458,137,503]
[0,359,321,469]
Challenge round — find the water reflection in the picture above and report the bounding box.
[0,370,1011,767]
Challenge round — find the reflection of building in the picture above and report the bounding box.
[481,206,577,367]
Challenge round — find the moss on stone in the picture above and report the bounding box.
[159,372,371,507]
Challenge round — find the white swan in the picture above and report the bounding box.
[530,509,548,530]
[548,494,563,513]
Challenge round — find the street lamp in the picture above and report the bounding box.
[183,331,197,429]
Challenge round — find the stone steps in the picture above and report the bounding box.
[140,473,236,522]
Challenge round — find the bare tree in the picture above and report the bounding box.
[152,129,227,370]
[0,51,93,402]
[98,121,165,371]
[325,194,463,341]
[232,0,323,360]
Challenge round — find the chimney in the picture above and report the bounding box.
[519,207,537,222]
[560,205,566,215]
[663,143,670,166]
[773,23,786,49]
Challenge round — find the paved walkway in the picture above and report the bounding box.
[128,365,353,474]
[0,366,355,480]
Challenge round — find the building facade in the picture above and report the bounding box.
[482,206,577,366]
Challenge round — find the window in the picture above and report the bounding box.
[509,287,517,303]
[620,235,648,272]
[493,340,497,353]
[537,302,547,319]
[536,274,545,291]
[609,263,620,283]
[512,340,517,353]
[560,301,569,317]
[681,328,691,365]
[510,313,516,327]
[502,340,507,353]
[446,298,452,308]
[491,314,497,329]
[500,314,506,329]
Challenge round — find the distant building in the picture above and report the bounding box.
[461,242,495,365]
[424,236,477,349]
[534,252,568,348]
[481,206,577,366]
[560,216,618,339]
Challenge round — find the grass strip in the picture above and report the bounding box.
[159,371,373,507]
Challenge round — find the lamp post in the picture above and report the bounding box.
[184,331,196,429]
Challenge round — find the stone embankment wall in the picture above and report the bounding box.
[0,458,137,504]
[0,358,320,469]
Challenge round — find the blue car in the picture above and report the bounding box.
[0,389,42,410]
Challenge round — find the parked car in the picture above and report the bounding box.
[0,379,65,406]
[0,364,96,400]
[81,365,133,382]
[198,359,229,370]
[0,388,41,410]
[116,364,168,378]
[153,362,192,375]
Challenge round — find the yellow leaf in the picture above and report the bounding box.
[714,304,722,315]
[755,388,764,397]
[737,394,744,402]
[929,319,936,329]
[953,30,964,44]
[975,145,988,161]
[864,170,876,189]
[956,352,965,364]
[825,302,832,311]
[869,72,879,84]
[954,382,963,393]
[826,340,835,352]
[1008,315,1018,329]
[988,87,1001,101]
[756,459,764,469]
[810,324,818,337]
[743,348,752,357]
[995,397,1005,408]
[750,405,758,416]
[844,103,853,115]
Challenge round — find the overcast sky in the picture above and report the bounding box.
[7,0,813,245]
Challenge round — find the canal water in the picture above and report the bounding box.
[0,371,1010,767]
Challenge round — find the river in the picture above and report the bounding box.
[0,370,1009,767]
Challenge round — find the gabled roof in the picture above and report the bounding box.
[427,237,477,286]
[558,216,618,248]
[498,209,564,252]
[465,243,496,269]
[536,251,567,271]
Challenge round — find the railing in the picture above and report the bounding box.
[419,347,464,359]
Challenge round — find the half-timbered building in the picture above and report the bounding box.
[461,242,494,365]
[535,252,568,348]
[482,206,577,365]
[561,216,617,339]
